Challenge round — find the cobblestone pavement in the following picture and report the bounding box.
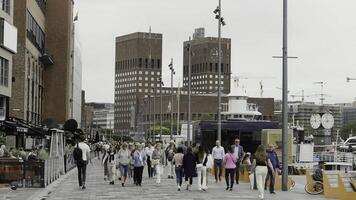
[1,160,327,200]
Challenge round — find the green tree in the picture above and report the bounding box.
[341,120,356,140]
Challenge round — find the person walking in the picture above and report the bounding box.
[251,145,275,200]
[133,144,147,186]
[224,145,238,191]
[172,147,184,191]
[196,146,208,191]
[152,143,164,184]
[107,146,117,185]
[183,147,196,191]
[212,140,225,182]
[145,143,155,178]
[165,140,176,179]
[265,144,281,194]
[127,143,134,179]
[102,144,110,181]
[234,138,244,184]
[118,143,130,187]
[74,136,91,190]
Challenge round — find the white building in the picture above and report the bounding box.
[92,103,114,130]
[0,0,17,120]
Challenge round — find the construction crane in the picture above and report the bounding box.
[314,81,327,105]
[231,75,275,97]
[290,90,310,102]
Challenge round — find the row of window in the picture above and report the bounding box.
[26,10,45,53]
[115,58,161,72]
[0,56,8,87]
[0,0,10,15]
[183,74,226,80]
[115,76,160,84]
[116,70,161,77]
[184,63,230,74]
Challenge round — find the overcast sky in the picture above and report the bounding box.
[75,0,356,105]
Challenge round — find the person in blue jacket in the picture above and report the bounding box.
[265,144,281,194]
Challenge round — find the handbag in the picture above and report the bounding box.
[152,159,160,166]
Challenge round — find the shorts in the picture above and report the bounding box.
[120,164,128,177]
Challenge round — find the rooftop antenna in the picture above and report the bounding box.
[259,81,263,97]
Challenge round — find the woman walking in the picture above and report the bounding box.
[224,145,237,191]
[118,143,130,187]
[133,144,147,186]
[251,145,275,200]
[102,144,110,181]
[183,147,196,191]
[152,143,164,184]
[196,146,208,191]
[128,143,135,179]
[107,146,117,185]
[172,147,184,191]
[145,143,155,178]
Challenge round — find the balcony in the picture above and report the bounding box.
[35,0,46,15]
[39,50,54,66]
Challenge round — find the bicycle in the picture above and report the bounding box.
[305,180,324,195]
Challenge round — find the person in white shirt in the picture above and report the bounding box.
[212,140,225,182]
[77,136,91,189]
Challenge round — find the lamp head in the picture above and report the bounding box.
[213,7,220,14]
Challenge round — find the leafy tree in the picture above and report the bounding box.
[341,120,356,140]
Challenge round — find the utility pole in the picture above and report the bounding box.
[159,78,164,142]
[152,86,156,142]
[168,59,175,140]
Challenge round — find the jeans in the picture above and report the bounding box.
[214,159,223,181]
[265,169,275,192]
[225,168,235,188]
[134,166,144,185]
[255,166,268,200]
[235,162,241,183]
[175,167,183,186]
[167,160,174,176]
[77,161,87,187]
[120,164,128,177]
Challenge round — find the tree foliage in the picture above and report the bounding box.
[341,120,356,140]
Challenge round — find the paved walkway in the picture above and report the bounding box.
[1,160,327,200]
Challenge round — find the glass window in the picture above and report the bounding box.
[0,57,9,87]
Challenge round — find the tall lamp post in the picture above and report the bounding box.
[168,59,175,140]
[213,0,226,142]
[152,86,156,142]
[158,78,164,141]
[185,37,192,146]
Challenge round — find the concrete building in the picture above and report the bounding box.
[183,28,231,94]
[288,102,342,144]
[342,106,356,126]
[115,32,162,137]
[0,0,17,121]
[11,0,74,126]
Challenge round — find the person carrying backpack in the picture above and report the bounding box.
[165,140,176,179]
[74,135,91,189]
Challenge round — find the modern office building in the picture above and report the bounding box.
[342,106,356,126]
[183,28,231,94]
[92,104,114,130]
[115,32,162,137]
[0,0,17,121]
[11,0,75,126]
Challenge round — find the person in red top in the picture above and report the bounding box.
[224,145,238,191]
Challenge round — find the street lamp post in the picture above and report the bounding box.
[346,77,356,82]
[148,95,151,142]
[168,59,175,140]
[158,78,164,142]
[152,86,156,142]
[186,37,192,146]
[213,0,226,143]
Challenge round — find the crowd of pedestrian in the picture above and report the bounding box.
[74,137,282,200]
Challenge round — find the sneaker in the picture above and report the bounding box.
[122,183,125,187]
[186,185,189,190]
[229,188,233,191]
[177,186,181,191]
[226,186,229,190]
[219,177,222,182]
[270,191,276,194]
[82,186,86,190]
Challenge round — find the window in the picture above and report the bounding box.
[26,11,45,53]
[1,0,10,14]
[0,57,8,87]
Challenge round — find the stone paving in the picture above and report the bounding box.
[0,159,328,200]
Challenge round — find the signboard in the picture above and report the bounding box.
[16,127,28,133]
[3,20,17,53]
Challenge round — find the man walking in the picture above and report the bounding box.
[265,144,281,194]
[74,135,91,189]
[234,138,244,184]
[212,140,225,182]
[165,140,176,179]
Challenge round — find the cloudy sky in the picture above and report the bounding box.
[75,0,356,104]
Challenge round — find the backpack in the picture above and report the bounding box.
[73,143,83,162]
[167,149,174,161]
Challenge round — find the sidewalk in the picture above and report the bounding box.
[1,160,327,200]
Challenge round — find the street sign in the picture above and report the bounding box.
[16,127,28,133]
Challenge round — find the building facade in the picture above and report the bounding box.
[72,21,82,127]
[183,28,231,94]
[0,0,17,121]
[115,32,162,137]
[11,0,74,126]
[342,106,356,126]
